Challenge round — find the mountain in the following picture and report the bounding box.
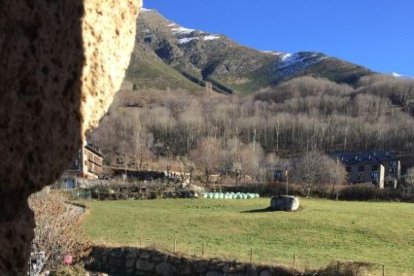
[124,8,373,94]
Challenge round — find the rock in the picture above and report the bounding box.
[259,269,273,276]
[228,273,245,276]
[140,250,151,260]
[227,263,245,273]
[125,258,135,270]
[194,260,209,274]
[126,248,138,260]
[108,257,123,268]
[178,263,194,275]
[0,0,142,274]
[206,271,225,276]
[151,252,168,263]
[156,262,177,276]
[245,265,258,276]
[136,259,155,272]
[270,195,300,211]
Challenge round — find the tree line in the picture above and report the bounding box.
[90,75,414,184]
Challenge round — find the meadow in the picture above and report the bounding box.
[81,198,414,274]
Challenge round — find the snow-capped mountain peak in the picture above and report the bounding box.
[167,21,221,44]
[132,8,373,94]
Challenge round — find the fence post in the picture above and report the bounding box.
[140,236,143,247]
[293,253,296,267]
[174,238,177,253]
[202,243,205,257]
[250,248,254,262]
[382,264,385,276]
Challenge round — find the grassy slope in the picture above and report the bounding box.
[82,199,414,274]
[126,51,203,92]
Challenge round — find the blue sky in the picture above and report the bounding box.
[144,0,413,76]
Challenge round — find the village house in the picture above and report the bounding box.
[59,142,104,188]
[332,151,401,189]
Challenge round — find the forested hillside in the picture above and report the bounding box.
[90,75,414,179]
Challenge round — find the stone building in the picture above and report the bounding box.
[333,151,401,189]
[60,142,104,188]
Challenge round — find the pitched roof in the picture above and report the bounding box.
[85,143,104,157]
[331,151,398,166]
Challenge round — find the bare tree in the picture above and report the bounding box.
[89,78,414,177]
[177,156,195,184]
[291,151,346,197]
[238,142,264,182]
[132,110,154,170]
[189,137,223,185]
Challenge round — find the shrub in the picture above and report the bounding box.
[338,184,386,201]
[49,265,87,276]
[29,190,89,269]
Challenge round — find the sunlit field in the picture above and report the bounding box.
[82,198,414,274]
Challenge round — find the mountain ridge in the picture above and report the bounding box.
[124,8,373,94]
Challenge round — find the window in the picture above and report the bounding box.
[358,166,365,172]
[372,165,379,172]
[346,166,351,173]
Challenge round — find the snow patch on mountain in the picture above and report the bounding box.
[273,52,328,78]
[169,23,221,45]
[391,72,414,80]
[141,8,152,12]
[281,53,292,61]
[203,35,220,41]
[178,37,199,44]
[171,26,195,35]
[279,53,327,68]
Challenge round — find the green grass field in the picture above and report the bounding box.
[81,198,414,274]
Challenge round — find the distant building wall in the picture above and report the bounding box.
[61,142,104,187]
[336,151,400,189]
[82,144,104,179]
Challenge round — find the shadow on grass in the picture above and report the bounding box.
[242,207,303,213]
[241,207,275,213]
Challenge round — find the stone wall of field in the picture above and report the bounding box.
[86,246,300,276]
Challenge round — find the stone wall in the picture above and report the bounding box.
[86,247,301,276]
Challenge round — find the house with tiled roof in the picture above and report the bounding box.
[332,151,401,189]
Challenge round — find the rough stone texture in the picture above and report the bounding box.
[86,247,303,276]
[270,195,300,211]
[206,271,224,276]
[259,270,272,276]
[136,259,155,272]
[0,0,141,274]
[81,0,141,135]
[156,262,177,276]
